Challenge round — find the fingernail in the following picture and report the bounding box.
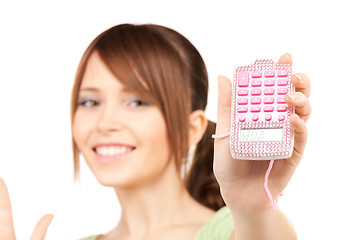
[286,93,296,101]
[294,73,302,81]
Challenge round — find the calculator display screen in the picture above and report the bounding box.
[240,129,283,142]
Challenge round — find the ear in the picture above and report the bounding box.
[188,110,208,146]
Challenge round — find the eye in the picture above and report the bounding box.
[78,97,101,108]
[126,97,148,108]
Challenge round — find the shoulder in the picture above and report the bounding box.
[195,206,234,240]
[77,235,100,240]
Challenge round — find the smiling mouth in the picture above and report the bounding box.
[94,146,135,156]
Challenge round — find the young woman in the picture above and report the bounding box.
[0,24,311,239]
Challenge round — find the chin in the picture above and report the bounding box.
[93,170,149,189]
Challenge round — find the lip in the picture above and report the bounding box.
[92,142,136,163]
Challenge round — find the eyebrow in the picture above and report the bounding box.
[79,86,131,93]
[79,87,100,92]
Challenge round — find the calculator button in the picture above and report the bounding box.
[265,70,275,77]
[238,89,248,96]
[263,106,274,112]
[277,79,288,86]
[277,88,288,95]
[238,72,249,87]
[277,97,286,104]
[264,79,275,86]
[237,106,248,113]
[251,80,262,87]
[265,114,272,121]
[264,97,274,104]
[264,88,275,95]
[278,70,288,77]
[252,71,262,78]
[278,115,286,121]
[252,115,259,121]
[277,106,288,112]
[238,116,246,122]
[251,89,261,96]
[237,98,248,105]
[250,106,261,112]
[250,97,261,105]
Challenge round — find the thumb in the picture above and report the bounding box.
[30,214,54,240]
[215,75,232,136]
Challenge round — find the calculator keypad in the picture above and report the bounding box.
[235,68,291,123]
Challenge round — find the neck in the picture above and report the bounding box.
[111,162,201,238]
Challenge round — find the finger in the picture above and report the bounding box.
[277,53,293,65]
[285,92,312,123]
[215,75,232,137]
[30,214,54,240]
[0,178,16,240]
[292,73,311,98]
[287,114,308,167]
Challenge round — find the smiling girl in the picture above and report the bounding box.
[0,23,311,240]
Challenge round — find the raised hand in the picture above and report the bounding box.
[213,53,311,211]
[0,178,53,240]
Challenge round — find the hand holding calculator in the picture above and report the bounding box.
[213,54,311,210]
[230,59,294,160]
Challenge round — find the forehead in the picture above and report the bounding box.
[81,52,125,91]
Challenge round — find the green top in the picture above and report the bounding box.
[78,206,234,240]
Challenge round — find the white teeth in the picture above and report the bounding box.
[95,146,133,156]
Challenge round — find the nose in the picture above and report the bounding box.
[96,103,123,134]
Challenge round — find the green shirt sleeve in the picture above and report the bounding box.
[195,206,234,240]
[77,235,99,240]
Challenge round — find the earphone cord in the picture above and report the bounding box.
[212,132,282,210]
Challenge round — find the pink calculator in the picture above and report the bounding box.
[230,59,294,160]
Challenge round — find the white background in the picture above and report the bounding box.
[0,0,359,239]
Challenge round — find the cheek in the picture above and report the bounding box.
[72,111,92,151]
[135,110,171,165]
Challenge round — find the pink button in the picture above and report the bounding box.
[277,79,288,86]
[238,71,249,87]
[252,71,262,78]
[277,106,288,112]
[277,97,286,104]
[251,89,261,96]
[263,106,274,112]
[264,88,275,95]
[250,97,261,105]
[264,97,274,104]
[239,116,246,122]
[251,80,262,87]
[252,115,259,121]
[238,89,248,96]
[237,106,248,113]
[264,79,275,86]
[265,114,272,121]
[278,115,286,121]
[250,106,261,112]
[278,70,288,77]
[265,70,275,77]
[277,88,288,95]
[237,98,248,105]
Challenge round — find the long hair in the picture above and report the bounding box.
[70,24,225,211]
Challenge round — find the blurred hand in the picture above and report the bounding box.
[0,178,53,240]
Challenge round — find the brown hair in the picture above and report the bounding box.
[70,24,225,211]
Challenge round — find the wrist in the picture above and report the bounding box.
[219,185,276,213]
